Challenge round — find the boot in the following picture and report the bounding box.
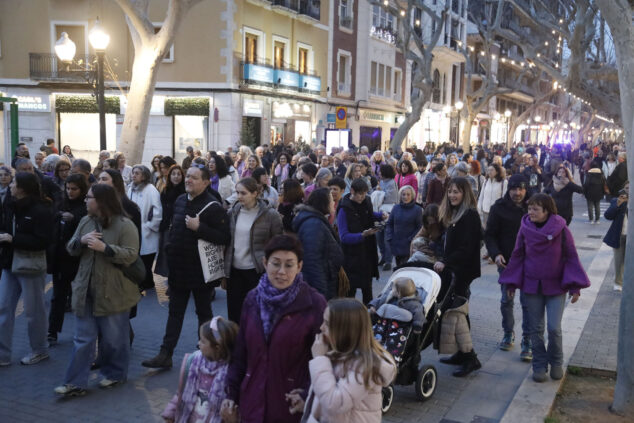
[141,349,172,369]
[440,350,467,365]
[452,351,481,377]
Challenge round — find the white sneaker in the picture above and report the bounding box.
[0,360,11,367]
[20,352,49,365]
[98,378,124,389]
[614,285,623,292]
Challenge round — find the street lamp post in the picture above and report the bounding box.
[89,21,110,152]
[455,101,464,146]
[55,21,110,152]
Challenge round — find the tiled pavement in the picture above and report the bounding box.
[0,196,615,422]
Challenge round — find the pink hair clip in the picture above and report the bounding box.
[210,316,222,339]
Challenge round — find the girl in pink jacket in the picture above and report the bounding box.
[300,298,396,423]
[395,159,419,197]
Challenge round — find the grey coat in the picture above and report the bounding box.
[67,215,141,317]
[439,296,473,354]
[225,199,283,275]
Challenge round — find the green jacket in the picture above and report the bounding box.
[67,215,141,317]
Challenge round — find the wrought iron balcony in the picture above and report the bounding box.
[271,0,320,20]
[30,53,100,83]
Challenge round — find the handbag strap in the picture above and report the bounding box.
[197,201,220,217]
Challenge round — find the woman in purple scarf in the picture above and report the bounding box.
[222,235,326,423]
[500,194,590,383]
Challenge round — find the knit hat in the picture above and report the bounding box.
[508,174,528,189]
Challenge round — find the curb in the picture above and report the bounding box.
[499,243,613,423]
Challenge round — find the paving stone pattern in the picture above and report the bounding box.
[568,263,620,373]
[0,196,610,422]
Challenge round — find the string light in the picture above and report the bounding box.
[400,10,405,16]
[469,46,475,52]
[544,41,549,46]
[383,0,388,5]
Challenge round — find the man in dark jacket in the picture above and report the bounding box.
[142,164,231,369]
[607,152,627,196]
[485,174,532,361]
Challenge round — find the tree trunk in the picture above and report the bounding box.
[119,48,162,165]
[461,112,476,151]
[390,85,430,152]
[596,0,634,416]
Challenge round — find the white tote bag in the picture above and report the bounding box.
[197,201,225,283]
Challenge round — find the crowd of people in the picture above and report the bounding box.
[0,136,626,422]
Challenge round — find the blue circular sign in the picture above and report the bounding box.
[337,108,346,120]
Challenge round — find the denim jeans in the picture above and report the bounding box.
[524,291,566,372]
[376,230,393,265]
[586,199,601,221]
[0,270,48,362]
[63,300,130,388]
[499,268,529,337]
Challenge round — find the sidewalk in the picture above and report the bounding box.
[0,195,617,423]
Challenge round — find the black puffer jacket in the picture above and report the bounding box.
[49,196,87,275]
[0,196,53,270]
[292,205,343,300]
[544,181,583,225]
[159,183,185,232]
[165,191,231,288]
[442,208,483,294]
[485,194,528,262]
[583,168,606,202]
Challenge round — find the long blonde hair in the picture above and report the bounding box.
[326,298,395,389]
[439,177,478,227]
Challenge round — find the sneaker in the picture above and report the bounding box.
[382,263,392,271]
[0,359,11,367]
[99,378,124,389]
[20,352,49,365]
[499,332,515,351]
[520,337,533,361]
[532,369,548,383]
[550,366,564,380]
[141,349,172,369]
[614,285,623,292]
[54,384,87,397]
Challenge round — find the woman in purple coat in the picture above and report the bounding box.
[500,194,590,383]
[222,235,326,423]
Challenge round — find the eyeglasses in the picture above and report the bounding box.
[191,163,206,170]
[85,195,95,200]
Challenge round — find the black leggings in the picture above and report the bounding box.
[227,268,261,323]
[140,253,156,290]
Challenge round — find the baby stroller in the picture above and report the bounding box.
[372,266,453,413]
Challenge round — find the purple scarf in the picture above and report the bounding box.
[178,350,228,423]
[255,273,303,342]
[210,174,219,191]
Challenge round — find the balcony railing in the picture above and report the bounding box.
[30,53,99,83]
[370,25,397,44]
[271,0,320,21]
[340,15,352,29]
[240,57,321,95]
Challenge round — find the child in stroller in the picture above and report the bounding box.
[369,277,426,333]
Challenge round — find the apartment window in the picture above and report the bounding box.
[274,41,285,68]
[394,69,402,101]
[370,61,393,98]
[299,48,308,74]
[154,24,174,62]
[339,0,353,29]
[370,62,377,95]
[372,6,395,31]
[245,33,258,63]
[337,50,352,95]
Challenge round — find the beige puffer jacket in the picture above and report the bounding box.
[439,296,473,354]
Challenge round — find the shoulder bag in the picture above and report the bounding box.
[197,201,226,283]
[11,215,46,275]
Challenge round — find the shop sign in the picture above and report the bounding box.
[244,64,274,84]
[272,102,311,119]
[243,99,263,117]
[274,69,300,88]
[299,75,321,92]
[362,111,385,122]
[11,94,50,112]
[327,113,336,123]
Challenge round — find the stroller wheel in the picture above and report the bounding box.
[415,365,437,401]
[381,385,394,414]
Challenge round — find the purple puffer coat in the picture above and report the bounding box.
[225,280,327,423]
[499,214,590,295]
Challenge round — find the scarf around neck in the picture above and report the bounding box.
[178,350,228,423]
[255,272,303,342]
